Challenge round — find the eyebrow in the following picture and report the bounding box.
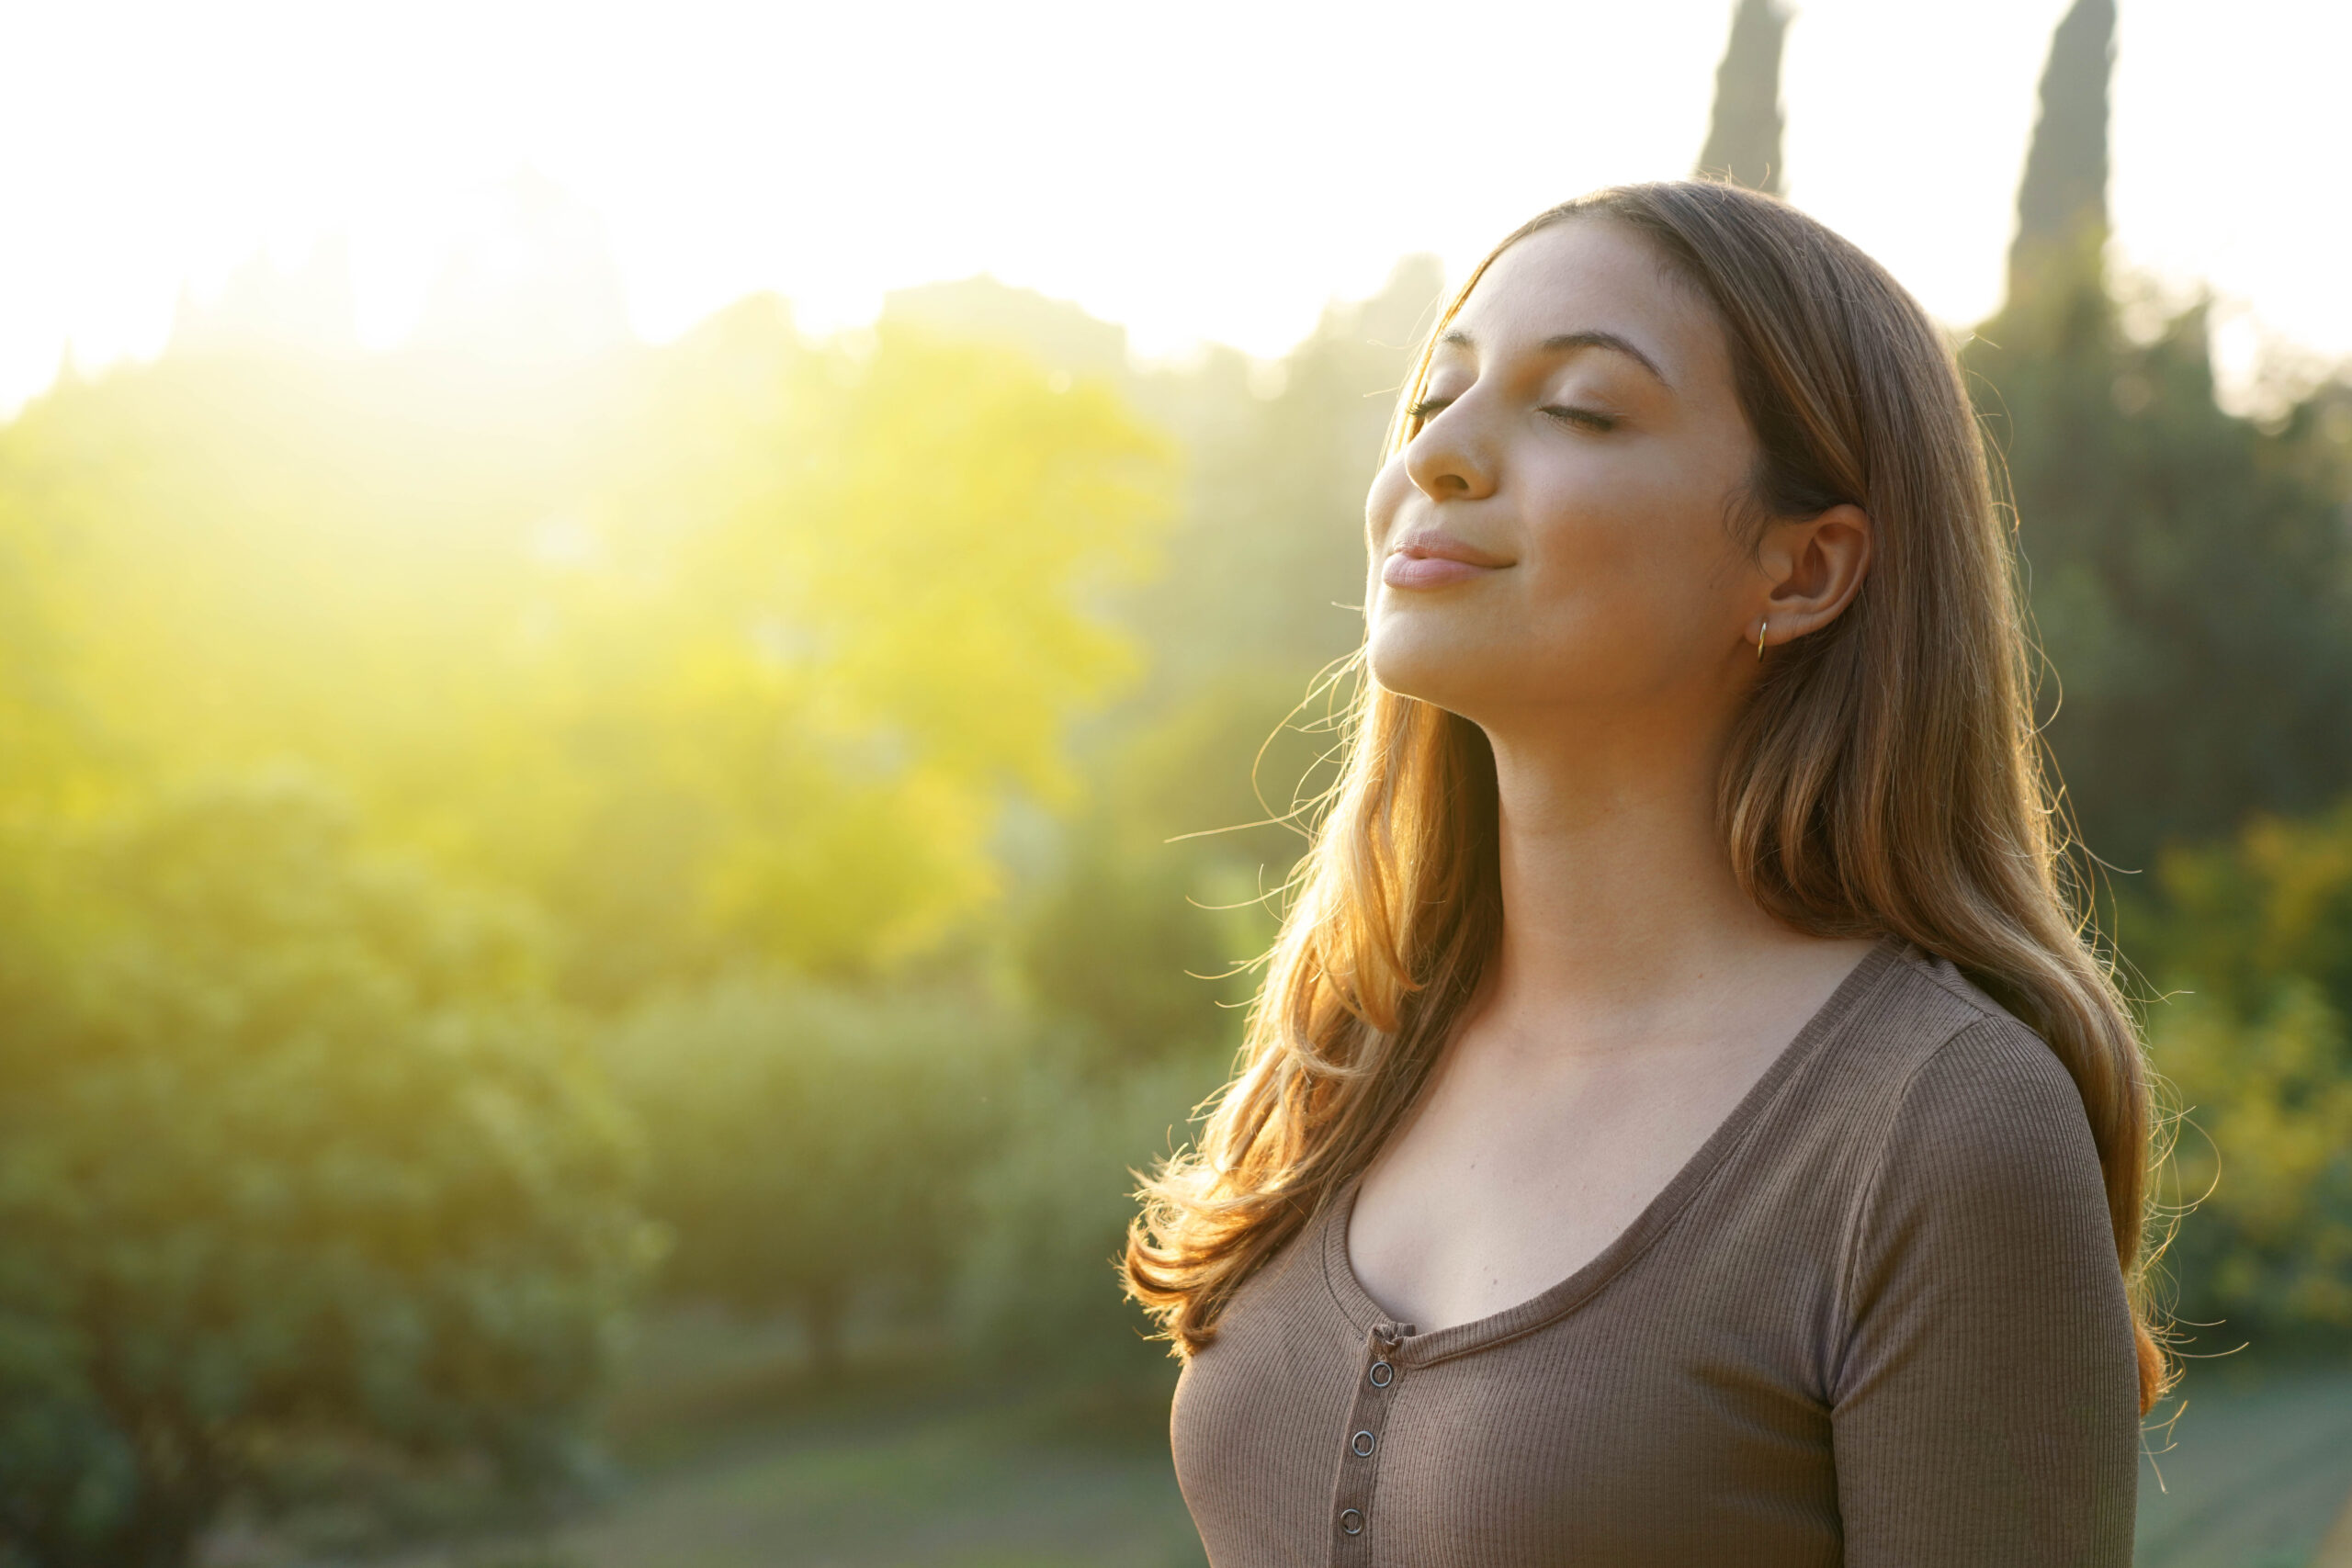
[1437,328,1671,389]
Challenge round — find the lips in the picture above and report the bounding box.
[1381,530,1510,590]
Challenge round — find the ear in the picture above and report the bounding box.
[1751,503,1871,653]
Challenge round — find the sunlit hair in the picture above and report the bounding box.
[1123,180,2171,1415]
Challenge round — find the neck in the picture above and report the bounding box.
[1475,701,1792,1041]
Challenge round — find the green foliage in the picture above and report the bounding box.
[0,308,1171,1003]
[1125,260,1440,699]
[1980,0,2352,875]
[600,976,1222,1393]
[2141,800,2352,1016]
[600,982,1012,1372]
[0,277,1180,1560]
[1014,666,1346,1070]
[1969,282,2352,873]
[1017,823,1243,1068]
[955,1052,1223,1382]
[2133,802,2352,1343]
[0,776,644,1568]
[2152,982,2352,1337]
[1986,5,2352,1348]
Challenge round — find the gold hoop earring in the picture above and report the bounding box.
[1758,620,1768,661]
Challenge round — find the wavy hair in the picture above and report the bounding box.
[1124,181,2168,1415]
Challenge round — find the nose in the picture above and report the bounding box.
[1402,395,1497,502]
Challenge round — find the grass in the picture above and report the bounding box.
[551,1400,1203,1568]
[2134,1356,2352,1568]
[559,1352,2352,1568]
[358,1376,1206,1568]
[219,1315,2351,1568]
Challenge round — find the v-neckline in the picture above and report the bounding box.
[1323,935,1905,1368]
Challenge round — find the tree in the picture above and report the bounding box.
[599,982,1009,1375]
[956,1053,1220,1393]
[1694,0,1790,195]
[1015,807,1256,1069]
[1130,256,1444,701]
[876,260,1443,707]
[875,267,1443,1056]
[2007,0,2114,302]
[1968,0,2352,872]
[0,301,1173,1005]
[0,777,645,1568]
[559,311,1172,989]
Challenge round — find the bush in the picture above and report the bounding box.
[2152,984,2352,1338]
[0,777,646,1568]
[600,980,1013,1374]
[955,1050,1221,1386]
[1016,823,1250,1072]
[2136,800,2352,1345]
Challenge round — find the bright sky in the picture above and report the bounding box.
[4,0,2346,413]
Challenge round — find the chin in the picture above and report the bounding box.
[1366,617,1495,716]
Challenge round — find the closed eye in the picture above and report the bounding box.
[1543,405,1619,432]
[1406,398,1453,420]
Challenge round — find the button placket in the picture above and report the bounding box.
[1329,1320,1411,1565]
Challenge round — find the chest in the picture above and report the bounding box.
[1170,1227,1845,1568]
[1349,1043,1778,1329]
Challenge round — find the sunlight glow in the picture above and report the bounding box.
[3,0,2346,410]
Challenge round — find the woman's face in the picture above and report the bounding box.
[1363,218,1774,735]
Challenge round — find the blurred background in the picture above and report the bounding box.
[1,1,2348,1564]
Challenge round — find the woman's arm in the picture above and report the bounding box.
[1830,1021,2141,1567]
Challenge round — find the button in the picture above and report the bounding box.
[1340,1507,1365,1535]
[1368,1359,1393,1388]
[1351,1429,1377,1457]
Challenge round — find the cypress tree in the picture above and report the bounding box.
[1694,0,1790,196]
[1968,0,2352,873]
[2007,0,2115,301]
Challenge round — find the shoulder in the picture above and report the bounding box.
[1825,952,2133,1416]
[1830,947,2113,1296]
[1815,942,2093,1153]
[1869,947,2099,1183]
[1750,941,2101,1217]
[1797,943,2110,1282]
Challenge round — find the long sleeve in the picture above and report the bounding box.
[1829,1020,2141,1566]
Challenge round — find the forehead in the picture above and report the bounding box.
[1445,219,1726,388]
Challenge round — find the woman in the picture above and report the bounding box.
[1125,181,2163,1567]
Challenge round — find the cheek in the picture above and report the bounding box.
[1524,469,1737,638]
[1491,469,1753,710]
[1364,452,1752,716]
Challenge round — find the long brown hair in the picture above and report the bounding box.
[1124,181,2169,1414]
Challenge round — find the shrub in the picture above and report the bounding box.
[955,1051,1222,1384]
[600,980,1012,1374]
[2138,802,2352,1345]
[0,777,646,1568]
[2151,982,2352,1340]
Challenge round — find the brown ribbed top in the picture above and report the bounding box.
[1170,940,2138,1567]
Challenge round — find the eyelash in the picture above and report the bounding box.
[1406,397,1618,434]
